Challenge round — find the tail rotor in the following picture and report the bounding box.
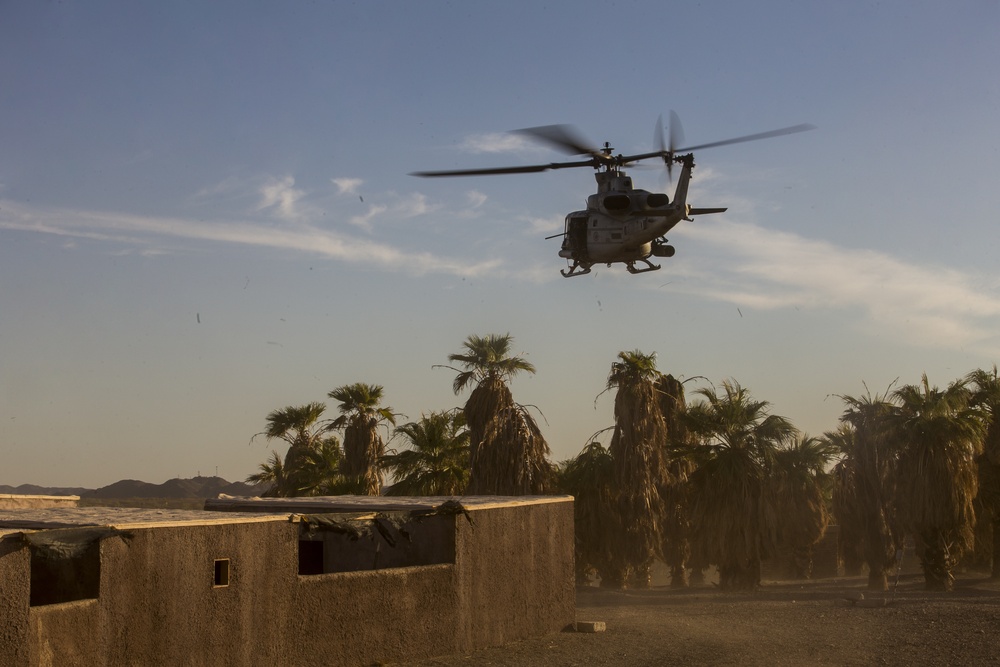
[656,111,685,184]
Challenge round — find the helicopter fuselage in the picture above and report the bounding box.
[557,158,694,276]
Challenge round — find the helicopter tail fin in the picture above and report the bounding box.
[671,154,696,212]
[686,207,728,216]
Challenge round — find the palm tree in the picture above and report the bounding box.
[249,402,338,496]
[656,373,695,588]
[248,446,348,497]
[684,380,796,591]
[296,437,355,495]
[974,456,1000,577]
[835,387,902,591]
[445,333,550,495]
[604,350,670,588]
[824,425,866,575]
[382,411,470,496]
[246,450,288,497]
[772,434,837,578]
[966,366,1000,579]
[328,383,397,496]
[889,375,987,591]
[559,439,618,585]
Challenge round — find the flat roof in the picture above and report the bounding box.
[0,506,290,531]
[205,494,573,514]
[0,496,574,533]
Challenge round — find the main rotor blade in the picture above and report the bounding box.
[512,124,603,158]
[411,158,595,177]
[675,124,816,153]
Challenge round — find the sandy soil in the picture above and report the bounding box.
[405,573,1000,666]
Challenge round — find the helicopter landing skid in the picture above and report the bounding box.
[561,261,593,278]
[625,259,661,274]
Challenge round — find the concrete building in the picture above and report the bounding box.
[0,495,574,666]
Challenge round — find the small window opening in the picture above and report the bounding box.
[214,559,230,587]
[299,540,325,575]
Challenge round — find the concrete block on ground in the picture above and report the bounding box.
[575,621,606,633]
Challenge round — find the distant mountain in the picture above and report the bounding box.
[85,476,264,499]
[0,484,91,496]
[1,477,265,499]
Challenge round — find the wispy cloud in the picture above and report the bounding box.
[0,199,500,278]
[523,213,563,235]
[257,176,305,220]
[396,192,431,218]
[447,191,490,221]
[466,191,488,209]
[332,177,364,195]
[193,176,243,200]
[348,193,434,231]
[348,204,387,231]
[669,219,1000,355]
[459,132,532,154]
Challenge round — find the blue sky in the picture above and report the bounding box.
[2,1,999,487]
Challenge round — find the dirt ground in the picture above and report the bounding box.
[404,571,1000,666]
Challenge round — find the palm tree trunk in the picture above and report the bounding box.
[841,541,864,576]
[792,545,813,579]
[630,562,652,589]
[599,566,627,589]
[718,555,761,591]
[917,532,955,591]
[992,519,1000,581]
[867,568,888,591]
[862,509,893,591]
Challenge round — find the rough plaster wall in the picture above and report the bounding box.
[28,521,298,666]
[454,501,576,652]
[28,600,102,667]
[0,539,30,666]
[292,564,460,666]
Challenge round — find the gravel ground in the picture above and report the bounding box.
[405,573,1000,666]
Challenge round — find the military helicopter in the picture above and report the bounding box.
[412,113,814,277]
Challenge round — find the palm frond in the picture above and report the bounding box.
[448,333,536,393]
[382,411,470,496]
